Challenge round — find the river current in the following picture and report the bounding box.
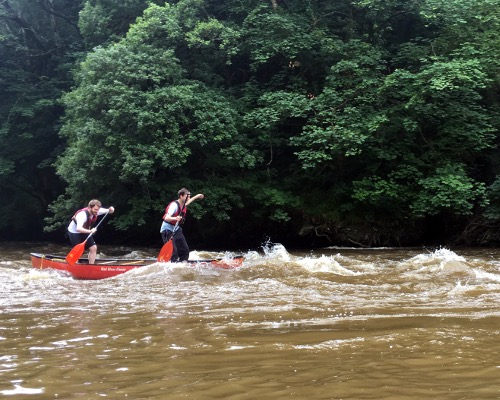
[0,241,499,399]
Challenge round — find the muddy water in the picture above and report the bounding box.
[0,242,499,399]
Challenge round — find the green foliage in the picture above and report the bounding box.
[352,163,488,217]
[79,0,163,48]
[287,1,497,230]
[484,177,500,220]
[51,0,299,235]
[0,0,82,237]
[411,164,488,216]
[251,186,300,222]
[242,3,321,67]
[291,40,388,165]
[2,0,499,246]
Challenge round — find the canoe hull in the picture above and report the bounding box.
[30,253,244,280]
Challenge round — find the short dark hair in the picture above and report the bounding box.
[178,188,190,197]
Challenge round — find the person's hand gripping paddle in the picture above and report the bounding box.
[65,211,110,266]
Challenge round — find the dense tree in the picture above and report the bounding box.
[245,0,500,245]
[47,1,300,247]
[78,0,164,49]
[1,0,499,247]
[0,0,83,239]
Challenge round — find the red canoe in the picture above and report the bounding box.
[30,253,244,280]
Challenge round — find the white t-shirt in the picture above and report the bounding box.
[68,208,110,234]
[159,202,181,233]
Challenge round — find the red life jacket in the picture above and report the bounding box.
[163,201,187,225]
[71,208,97,229]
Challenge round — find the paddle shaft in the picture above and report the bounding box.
[82,210,110,242]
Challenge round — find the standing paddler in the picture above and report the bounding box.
[159,188,204,262]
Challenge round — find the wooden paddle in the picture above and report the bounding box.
[65,211,109,266]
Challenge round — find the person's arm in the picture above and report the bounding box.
[186,194,204,206]
[164,203,181,224]
[98,206,114,216]
[75,212,94,234]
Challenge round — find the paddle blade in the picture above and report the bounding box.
[65,242,85,266]
[157,239,173,262]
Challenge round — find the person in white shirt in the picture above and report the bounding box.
[67,199,114,264]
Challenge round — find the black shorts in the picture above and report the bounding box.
[68,232,96,249]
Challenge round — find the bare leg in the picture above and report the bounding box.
[88,244,97,264]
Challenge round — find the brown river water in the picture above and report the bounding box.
[0,241,499,399]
